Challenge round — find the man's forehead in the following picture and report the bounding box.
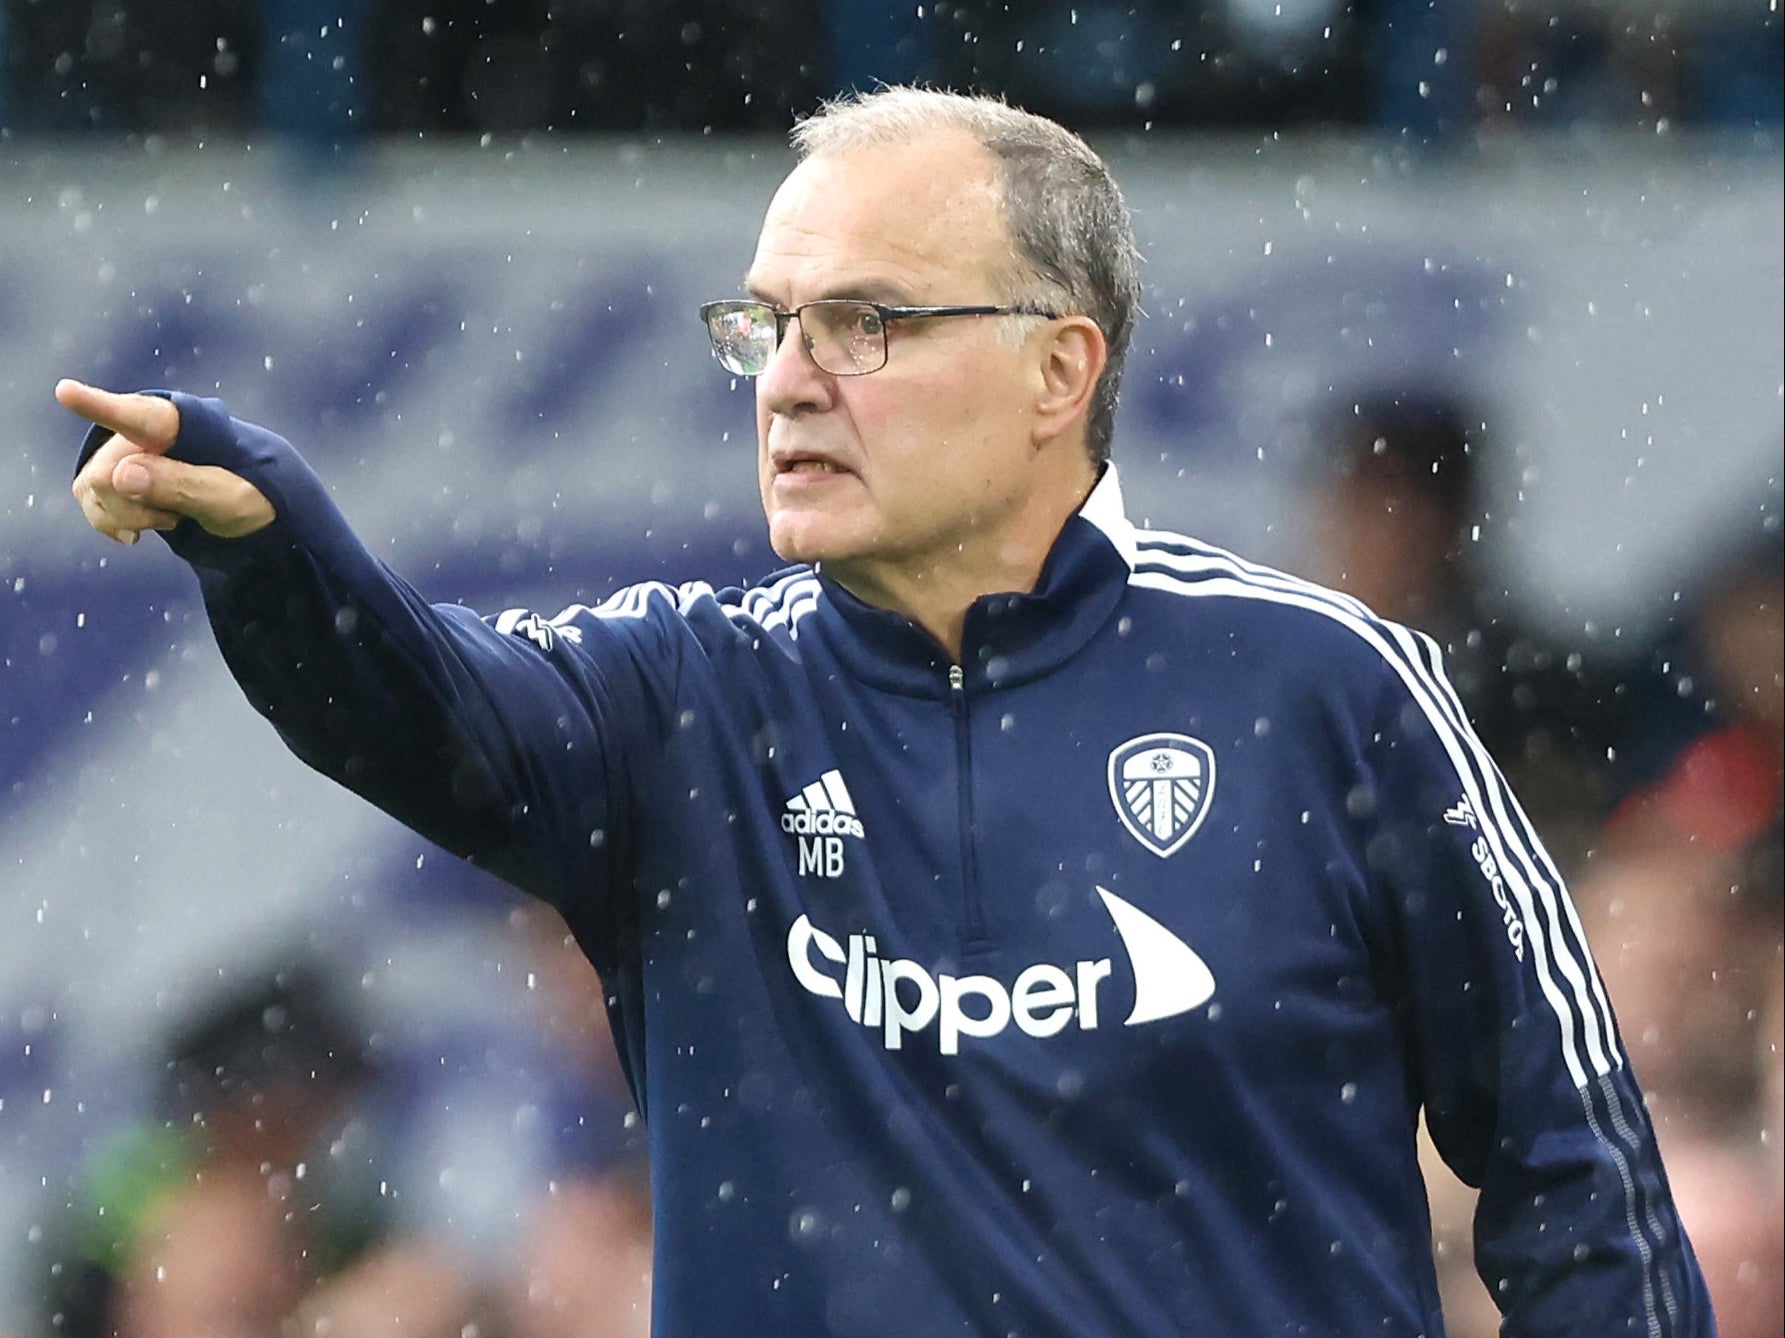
[746,138,1008,300]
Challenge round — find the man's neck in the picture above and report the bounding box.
[826,465,1100,662]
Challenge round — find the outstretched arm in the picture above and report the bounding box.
[59,383,655,921]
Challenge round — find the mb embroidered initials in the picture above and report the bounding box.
[782,769,865,878]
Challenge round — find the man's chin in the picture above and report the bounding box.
[767,516,852,568]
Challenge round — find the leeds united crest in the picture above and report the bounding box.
[1107,733,1217,858]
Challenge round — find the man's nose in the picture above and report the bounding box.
[757,317,834,417]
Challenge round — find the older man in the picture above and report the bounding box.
[65,88,1710,1336]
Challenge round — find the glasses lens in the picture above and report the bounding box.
[802,302,887,376]
[704,301,777,376]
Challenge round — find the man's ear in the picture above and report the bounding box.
[1032,316,1106,446]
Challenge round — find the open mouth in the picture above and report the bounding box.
[775,454,853,477]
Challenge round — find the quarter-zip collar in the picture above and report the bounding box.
[807,466,1137,697]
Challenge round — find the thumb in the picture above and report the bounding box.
[112,456,158,497]
[111,452,277,538]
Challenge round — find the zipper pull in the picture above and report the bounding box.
[948,664,965,692]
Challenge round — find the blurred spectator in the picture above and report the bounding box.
[1579,479,1783,1264]
[1306,388,1485,631]
[26,883,657,1334]
[1574,838,1777,1142]
[1575,473,1782,1145]
[1606,496,1783,861]
[300,894,652,1338]
[1302,389,1617,854]
[36,958,397,1336]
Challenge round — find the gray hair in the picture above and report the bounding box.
[792,87,1142,465]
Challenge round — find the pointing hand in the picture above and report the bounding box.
[61,379,276,545]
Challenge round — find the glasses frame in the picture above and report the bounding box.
[698,298,1061,377]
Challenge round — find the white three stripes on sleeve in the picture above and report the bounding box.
[493,570,824,641]
[1127,539,1621,1090]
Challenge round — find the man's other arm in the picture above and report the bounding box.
[1359,626,1716,1337]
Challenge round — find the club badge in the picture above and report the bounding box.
[1107,733,1217,858]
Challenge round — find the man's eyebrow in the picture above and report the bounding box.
[739,275,916,306]
[823,279,915,305]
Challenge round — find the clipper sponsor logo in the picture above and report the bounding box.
[1469,835,1527,961]
[1108,734,1217,858]
[786,887,1217,1054]
[781,770,863,878]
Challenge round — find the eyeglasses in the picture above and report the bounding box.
[698,298,1060,377]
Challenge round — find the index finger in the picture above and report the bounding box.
[54,379,180,453]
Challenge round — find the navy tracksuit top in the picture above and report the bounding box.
[92,394,1714,1337]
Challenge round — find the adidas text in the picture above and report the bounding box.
[781,809,865,839]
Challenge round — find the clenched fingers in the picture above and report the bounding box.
[110,453,276,538]
[73,452,183,545]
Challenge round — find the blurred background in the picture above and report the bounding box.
[0,2,1779,1335]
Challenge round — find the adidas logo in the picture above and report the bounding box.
[782,770,863,878]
